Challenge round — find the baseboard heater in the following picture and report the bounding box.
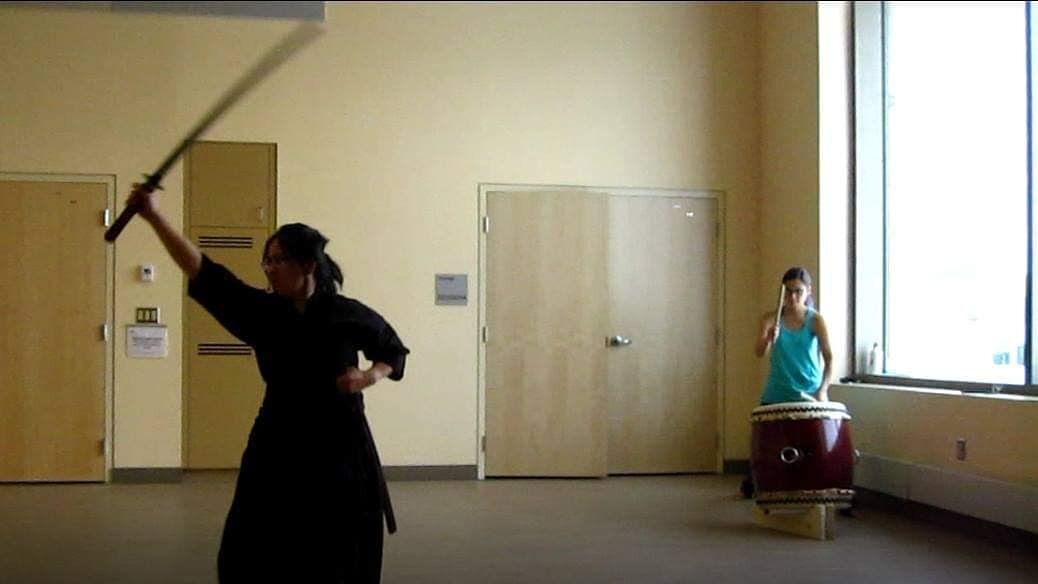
[855,452,1038,534]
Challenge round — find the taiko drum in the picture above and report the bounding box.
[750,401,855,508]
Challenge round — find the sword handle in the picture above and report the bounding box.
[104,203,138,242]
[103,174,163,242]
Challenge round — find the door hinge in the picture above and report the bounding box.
[482,216,489,234]
[101,323,110,342]
[102,208,111,227]
[481,435,487,452]
[98,437,106,456]
[481,325,488,344]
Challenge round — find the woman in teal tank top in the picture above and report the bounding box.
[741,267,833,499]
[754,267,833,404]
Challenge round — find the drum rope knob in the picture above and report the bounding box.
[779,446,802,464]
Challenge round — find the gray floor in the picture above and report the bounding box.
[1,473,1035,583]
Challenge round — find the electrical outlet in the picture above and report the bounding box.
[955,438,967,461]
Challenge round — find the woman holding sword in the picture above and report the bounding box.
[125,183,409,583]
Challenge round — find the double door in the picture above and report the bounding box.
[484,189,720,477]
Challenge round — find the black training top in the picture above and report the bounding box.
[188,254,409,532]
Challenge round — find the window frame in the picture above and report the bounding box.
[853,0,1038,398]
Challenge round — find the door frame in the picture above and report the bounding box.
[477,183,727,480]
[0,172,116,480]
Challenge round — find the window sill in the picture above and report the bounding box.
[832,381,1038,403]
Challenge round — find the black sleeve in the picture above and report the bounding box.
[346,300,410,381]
[187,254,271,347]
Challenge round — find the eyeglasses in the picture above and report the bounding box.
[260,254,294,270]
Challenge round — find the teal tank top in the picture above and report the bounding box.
[761,308,822,404]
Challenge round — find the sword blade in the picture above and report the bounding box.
[105,23,324,242]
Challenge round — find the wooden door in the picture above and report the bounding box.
[183,142,275,469]
[484,189,720,477]
[0,180,108,481]
[485,191,610,477]
[606,195,718,473]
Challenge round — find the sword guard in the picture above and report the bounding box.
[142,174,165,190]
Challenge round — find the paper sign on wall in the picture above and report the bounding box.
[126,325,168,359]
[435,274,468,306]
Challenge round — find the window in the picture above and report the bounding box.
[855,1,1036,394]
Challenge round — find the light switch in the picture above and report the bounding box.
[135,307,160,324]
[140,264,155,283]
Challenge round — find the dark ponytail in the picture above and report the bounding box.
[318,254,344,296]
[265,223,344,295]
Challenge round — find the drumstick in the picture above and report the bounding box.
[104,22,324,242]
[774,283,785,339]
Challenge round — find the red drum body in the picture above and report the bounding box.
[750,401,855,508]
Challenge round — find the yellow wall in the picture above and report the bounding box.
[0,2,765,468]
[4,2,1035,499]
[759,0,819,294]
[749,2,820,458]
[832,384,1038,486]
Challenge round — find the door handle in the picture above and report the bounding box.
[606,335,632,347]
